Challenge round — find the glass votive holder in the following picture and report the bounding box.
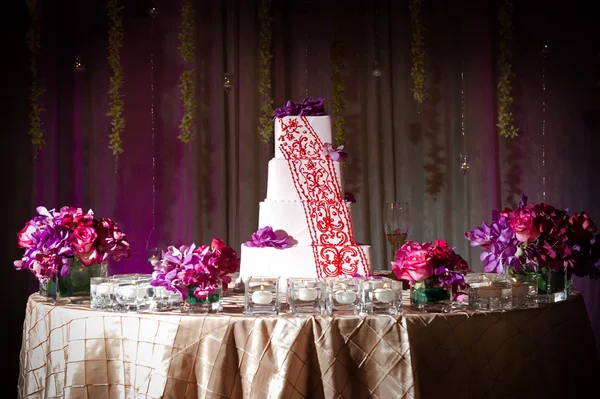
[149,286,182,311]
[113,274,154,312]
[90,277,116,310]
[288,278,324,315]
[466,272,512,310]
[410,283,453,313]
[326,277,360,316]
[244,276,280,316]
[360,277,402,315]
[511,281,536,309]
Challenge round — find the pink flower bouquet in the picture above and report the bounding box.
[392,240,470,300]
[14,206,131,281]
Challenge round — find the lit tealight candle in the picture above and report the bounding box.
[373,283,395,303]
[478,286,501,298]
[511,282,529,297]
[334,284,357,304]
[297,282,318,301]
[96,282,114,295]
[251,285,273,305]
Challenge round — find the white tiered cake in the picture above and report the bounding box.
[240,112,372,285]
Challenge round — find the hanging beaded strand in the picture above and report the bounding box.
[541,43,548,202]
[372,0,382,78]
[146,5,159,256]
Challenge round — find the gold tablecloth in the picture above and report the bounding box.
[19,293,599,399]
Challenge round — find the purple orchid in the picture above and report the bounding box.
[273,97,327,119]
[323,143,348,161]
[465,210,522,273]
[344,192,357,204]
[245,226,296,248]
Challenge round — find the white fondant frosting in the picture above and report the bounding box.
[266,158,344,201]
[258,201,354,246]
[274,116,333,159]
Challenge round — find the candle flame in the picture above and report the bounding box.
[512,277,517,283]
[341,283,347,290]
[260,284,264,291]
[383,283,389,289]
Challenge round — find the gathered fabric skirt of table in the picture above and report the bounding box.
[19,293,599,399]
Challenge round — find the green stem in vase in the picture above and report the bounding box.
[186,286,221,304]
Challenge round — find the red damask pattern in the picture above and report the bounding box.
[278,116,370,278]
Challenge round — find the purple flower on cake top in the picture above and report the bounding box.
[273,97,327,119]
[245,226,297,249]
[345,192,357,203]
[323,143,348,161]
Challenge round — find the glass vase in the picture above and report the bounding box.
[38,277,56,302]
[181,283,223,314]
[410,280,452,313]
[56,257,107,305]
[536,268,568,303]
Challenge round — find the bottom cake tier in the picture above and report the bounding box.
[239,244,372,289]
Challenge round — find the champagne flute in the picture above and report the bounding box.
[383,202,410,260]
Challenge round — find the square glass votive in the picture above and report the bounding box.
[150,286,183,311]
[360,277,402,315]
[466,272,512,310]
[244,277,280,316]
[90,277,116,310]
[511,281,536,309]
[288,278,324,315]
[113,274,154,312]
[326,277,360,316]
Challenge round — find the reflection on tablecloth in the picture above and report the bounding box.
[19,293,599,398]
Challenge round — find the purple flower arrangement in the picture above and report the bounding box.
[14,206,131,281]
[245,226,296,249]
[150,238,240,301]
[465,195,600,279]
[273,97,327,119]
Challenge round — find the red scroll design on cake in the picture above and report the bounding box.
[278,116,370,278]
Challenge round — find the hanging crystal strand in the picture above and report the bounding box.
[304,0,309,98]
[146,4,160,262]
[541,43,548,202]
[372,0,382,78]
[459,63,469,175]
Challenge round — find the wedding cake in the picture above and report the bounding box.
[240,98,372,285]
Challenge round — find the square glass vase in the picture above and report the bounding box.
[288,278,324,315]
[325,277,360,316]
[56,259,107,305]
[112,274,154,312]
[410,281,452,313]
[181,282,223,314]
[359,277,402,315]
[244,276,280,316]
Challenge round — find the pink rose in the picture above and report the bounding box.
[391,241,434,284]
[71,225,98,254]
[509,210,541,243]
[17,223,37,248]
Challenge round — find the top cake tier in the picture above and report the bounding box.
[274,116,332,159]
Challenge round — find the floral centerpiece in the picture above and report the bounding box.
[392,240,470,311]
[465,195,600,296]
[14,206,130,301]
[150,238,240,313]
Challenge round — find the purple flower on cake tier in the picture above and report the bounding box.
[245,226,297,248]
[273,97,327,119]
[323,143,348,161]
[345,192,357,203]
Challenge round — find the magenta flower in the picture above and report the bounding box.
[245,226,296,248]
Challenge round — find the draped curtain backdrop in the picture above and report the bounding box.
[3,0,600,393]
